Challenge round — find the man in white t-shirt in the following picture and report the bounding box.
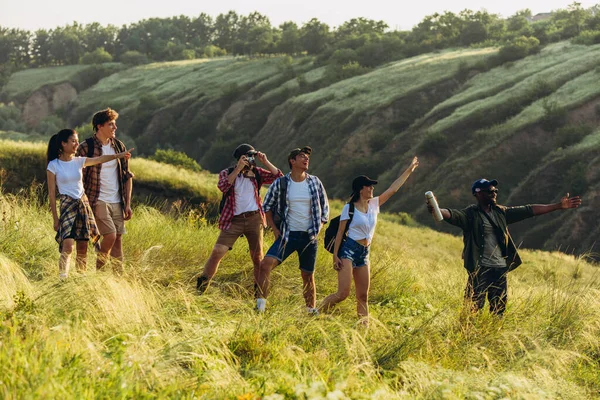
[256,146,329,314]
[77,108,134,273]
[196,144,283,294]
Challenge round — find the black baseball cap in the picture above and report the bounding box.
[233,143,256,159]
[352,175,378,193]
[472,178,498,195]
[287,146,312,162]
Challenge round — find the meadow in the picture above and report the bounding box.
[1,157,599,398]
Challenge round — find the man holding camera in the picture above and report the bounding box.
[197,144,283,294]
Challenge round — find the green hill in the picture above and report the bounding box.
[1,186,599,398]
[2,41,600,256]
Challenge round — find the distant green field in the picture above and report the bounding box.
[1,63,123,100]
[71,57,301,118]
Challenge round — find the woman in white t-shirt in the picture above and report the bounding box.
[320,157,419,320]
[46,129,132,279]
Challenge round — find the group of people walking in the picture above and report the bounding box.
[46,109,582,320]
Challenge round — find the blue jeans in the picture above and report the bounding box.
[265,231,318,274]
[339,237,370,268]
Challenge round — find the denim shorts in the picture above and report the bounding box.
[339,237,370,268]
[265,231,318,274]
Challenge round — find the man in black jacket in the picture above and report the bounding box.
[427,178,581,315]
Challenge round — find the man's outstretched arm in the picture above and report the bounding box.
[531,193,582,216]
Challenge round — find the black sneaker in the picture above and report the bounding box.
[196,276,209,294]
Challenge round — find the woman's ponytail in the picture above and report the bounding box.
[47,129,76,164]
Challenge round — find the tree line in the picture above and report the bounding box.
[1,3,599,83]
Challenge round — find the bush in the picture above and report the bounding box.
[150,149,202,172]
[540,100,568,132]
[571,30,600,45]
[417,130,448,157]
[80,48,113,65]
[0,102,23,132]
[181,49,195,60]
[328,48,359,65]
[323,61,370,84]
[119,51,149,66]
[369,131,394,152]
[201,45,227,58]
[553,124,593,148]
[497,36,541,63]
[35,115,65,136]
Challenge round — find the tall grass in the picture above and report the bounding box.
[1,189,599,398]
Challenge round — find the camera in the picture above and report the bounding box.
[246,151,257,166]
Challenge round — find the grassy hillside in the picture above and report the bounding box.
[1,188,599,398]
[0,63,124,103]
[3,42,600,257]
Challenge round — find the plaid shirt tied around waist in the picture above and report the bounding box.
[56,194,100,252]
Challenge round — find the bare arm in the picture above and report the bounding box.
[379,156,419,206]
[531,193,582,216]
[265,210,280,240]
[85,148,133,167]
[333,219,348,270]
[47,170,59,231]
[256,152,279,175]
[123,177,133,220]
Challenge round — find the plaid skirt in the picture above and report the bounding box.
[55,194,100,252]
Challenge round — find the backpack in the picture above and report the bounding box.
[324,203,355,254]
[271,176,288,230]
[218,167,263,214]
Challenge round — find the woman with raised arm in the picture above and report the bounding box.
[46,129,132,280]
[320,156,419,321]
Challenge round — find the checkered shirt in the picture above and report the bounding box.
[77,135,134,208]
[218,167,283,231]
[263,173,329,242]
[56,194,100,252]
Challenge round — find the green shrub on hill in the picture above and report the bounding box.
[571,30,600,45]
[150,148,202,172]
[119,51,149,66]
[497,36,541,63]
[80,48,113,65]
[554,124,594,148]
[541,100,569,132]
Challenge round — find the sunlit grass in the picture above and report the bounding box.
[1,189,599,398]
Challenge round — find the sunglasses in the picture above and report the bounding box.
[479,189,499,194]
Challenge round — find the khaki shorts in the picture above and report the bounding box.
[216,211,263,253]
[94,200,126,235]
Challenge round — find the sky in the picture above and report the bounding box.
[0,0,597,32]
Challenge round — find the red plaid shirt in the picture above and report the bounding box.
[218,167,283,230]
[77,135,134,208]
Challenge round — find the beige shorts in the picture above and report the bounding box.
[216,211,263,253]
[94,200,126,235]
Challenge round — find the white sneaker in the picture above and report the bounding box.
[256,298,266,313]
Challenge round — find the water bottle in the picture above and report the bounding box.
[425,191,444,222]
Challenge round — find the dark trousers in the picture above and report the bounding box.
[465,266,508,315]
